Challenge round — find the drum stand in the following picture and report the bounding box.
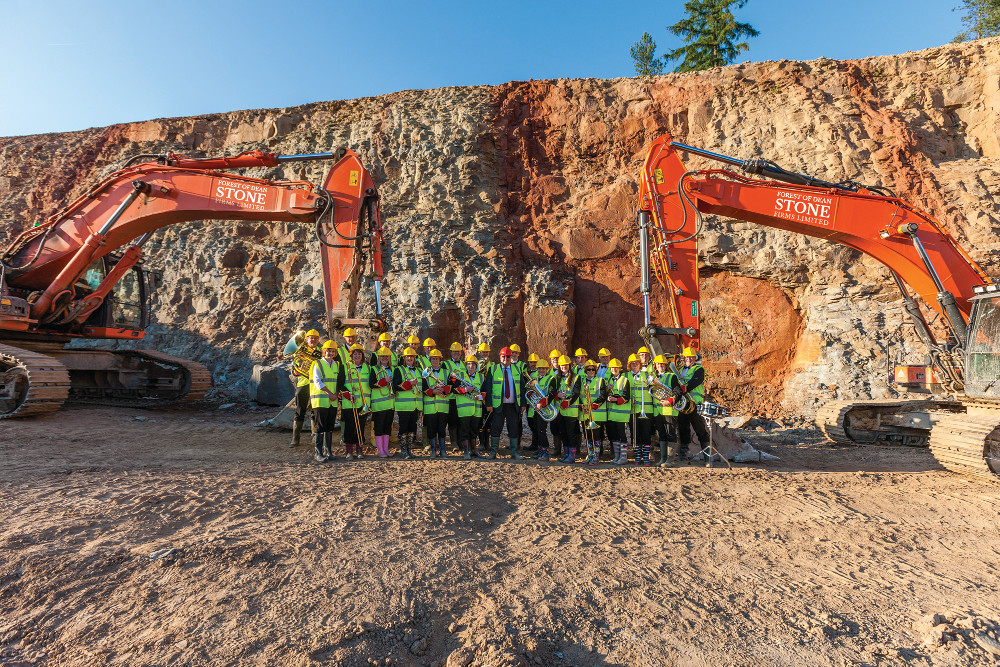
[697,414,731,470]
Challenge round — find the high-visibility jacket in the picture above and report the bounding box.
[630,370,655,417]
[486,363,524,409]
[454,369,485,418]
[309,358,340,409]
[393,365,423,413]
[527,369,554,419]
[369,364,395,413]
[606,373,632,423]
[677,363,705,404]
[339,362,371,411]
[336,343,354,368]
[422,367,450,415]
[550,372,581,418]
[652,370,679,417]
[293,344,322,388]
[580,375,607,424]
[443,358,464,403]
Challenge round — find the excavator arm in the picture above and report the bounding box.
[1,147,384,335]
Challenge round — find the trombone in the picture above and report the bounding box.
[583,377,598,430]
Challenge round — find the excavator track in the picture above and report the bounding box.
[62,348,212,408]
[817,398,962,446]
[0,343,71,419]
[928,414,1000,482]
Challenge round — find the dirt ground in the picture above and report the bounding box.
[1,404,999,667]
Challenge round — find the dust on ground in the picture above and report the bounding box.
[1,404,998,667]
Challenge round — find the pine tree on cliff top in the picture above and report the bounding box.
[663,0,759,73]
[953,0,1000,41]
[631,32,665,76]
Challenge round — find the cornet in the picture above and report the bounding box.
[422,367,448,394]
[451,372,484,401]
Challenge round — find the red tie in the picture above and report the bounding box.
[504,368,511,400]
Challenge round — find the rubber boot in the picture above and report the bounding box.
[323,432,335,461]
[613,442,626,466]
[568,448,577,464]
[313,433,327,463]
[423,425,431,455]
[463,440,471,460]
[588,443,600,466]
[488,437,500,460]
[440,436,450,459]
[404,433,415,459]
[642,444,651,466]
[552,433,562,458]
[289,419,304,448]
[658,441,668,466]
[450,425,460,456]
[345,443,354,461]
[661,445,677,468]
[510,438,523,460]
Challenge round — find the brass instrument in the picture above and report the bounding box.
[375,364,395,398]
[526,379,557,422]
[649,376,672,402]
[450,371,484,401]
[671,363,698,414]
[422,366,447,394]
[633,370,648,418]
[348,363,371,414]
[583,377,597,429]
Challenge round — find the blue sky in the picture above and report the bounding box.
[0,0,965,137]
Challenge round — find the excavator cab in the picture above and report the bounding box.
[75,256,150,338]
[964,286,1000,400]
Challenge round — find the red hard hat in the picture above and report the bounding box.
[499,346,512,356]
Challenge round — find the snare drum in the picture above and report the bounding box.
[697,401,728,418]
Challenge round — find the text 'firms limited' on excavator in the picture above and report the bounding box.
[0,147,386,419]
[636,133,1000,481]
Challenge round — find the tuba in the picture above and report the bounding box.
[450,372,484,401]
[526,379,558,422]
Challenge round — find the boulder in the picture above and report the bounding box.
[250,364,295,406]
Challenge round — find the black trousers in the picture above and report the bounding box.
[312,405,337,433]
[398,410,419,436]
[530,413,549,449]
[373,409,394,436]
[630,416,653,447]
[294,383,311,421]
[342,408,368,445]
[489,403,522,438]
[459,415,480,441]
[653,414,677,443]
[425,412,447,440]
[448,400,460,430]
[605,421,627,442]
[554,415,580,450]
[677,411,710,455]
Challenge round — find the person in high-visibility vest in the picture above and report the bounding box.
[595,348,612,379]
[651,354,681,466]
[547,349,564,458]
[572,348,588,377]
[368,332,399,368]
[528,357,554,461]
[547,355,582,464]
[628,353,655,465]
[392,347,423,460]
[289,328,322,448]
[580,359,608,466]
[369,347,395,458]
[675,346,709,463]
[637,346,654,375]
[484,347,527,460]
[523,353,540,452]
[422,350,451,457]
[604,359,632,465]
[309,340,340,463]
[336,343,371,461]
[337,328,358,366]
[451,354,486,459]
[475,343,494,455]
[444,342,465,455]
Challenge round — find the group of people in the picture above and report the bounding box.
[287,329,712,467]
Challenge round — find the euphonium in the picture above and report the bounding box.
[649,376,672,402]
[526,379,558,422]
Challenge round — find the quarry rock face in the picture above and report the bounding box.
[2,38,999,418]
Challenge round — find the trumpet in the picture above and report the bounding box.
[450,372,484,401]
[526,379,557,422]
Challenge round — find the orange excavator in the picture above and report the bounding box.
[637,133,1000,481]
[0,147,385,419]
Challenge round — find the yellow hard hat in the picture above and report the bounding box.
[654,354,667,364]
[349,343,365,352]
[608,358,623,369]
[402,347,417,356]
[509,343,521,353]
[682,346,698,357]
[423,337,436,348]
[305,329,320,337]
[377,346,392,357]
[377,332,391,342]
[627,353,640,365]
[558,355,571,365]
[343,327,357,337]
[429,349,443,358]
[549,349,561,359]
[598,348,611,356]
[450,342,464,352]
[407,335,420,345]
[637,346,650,355]
[478,343,491,353]
[321,340,337,350]
[536,359,548,369]
[465,354,479,364]
[527,353,539,362]
[574,347,588,357]
[584,359,597,369]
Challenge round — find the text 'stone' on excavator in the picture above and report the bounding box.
[636,133,1000,481]
[0,147,385,419]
